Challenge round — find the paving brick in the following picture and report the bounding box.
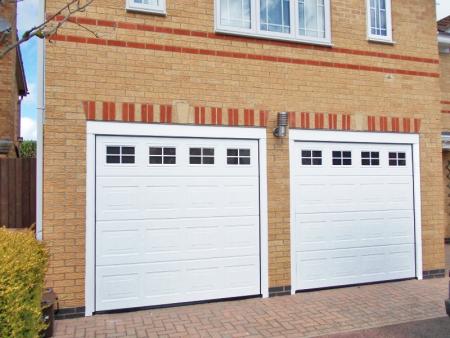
[54,278,448,338]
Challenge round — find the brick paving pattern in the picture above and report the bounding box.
[54,278,448,337]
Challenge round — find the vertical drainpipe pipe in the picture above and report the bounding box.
[36,0,45,240]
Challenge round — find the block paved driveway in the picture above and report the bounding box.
[54,277,448,338]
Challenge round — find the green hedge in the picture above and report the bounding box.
[0,229,48,338]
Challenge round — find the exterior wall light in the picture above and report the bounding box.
[273,112,289,137]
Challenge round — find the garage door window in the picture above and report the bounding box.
[301,150,322,165]
[332,151,351,166]
[361,151,380,166]
[106,146,135,164]
[389,152,406,166]
[149,147,176,165]
[190,147,215,165]
[227,148,251,165]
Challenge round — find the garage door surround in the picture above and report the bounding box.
[289,129,423,294]
[86,122,269,316]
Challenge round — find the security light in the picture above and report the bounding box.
[273,112,289,137]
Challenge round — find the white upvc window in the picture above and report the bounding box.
[366,0,393,43]
[126,0,166,15]
[215,0,332,46]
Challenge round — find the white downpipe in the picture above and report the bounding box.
[438,32,450,46]
[36,0,45,240]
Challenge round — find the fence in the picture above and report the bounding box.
[0,158,36,228]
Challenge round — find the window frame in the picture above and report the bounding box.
[360,151,380,167]
[126,0,166,15]
[189,147,216,165]
[332,150,352,166]
[388,151,407,167]
[148,146,177,166]
[366,0,393,44]
[300,149,322,166]
[215,0,332,46]
[105,145,136,166]
[227,148,252,165]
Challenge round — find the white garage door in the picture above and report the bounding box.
[292,141,416,290]
[95,136,261,311]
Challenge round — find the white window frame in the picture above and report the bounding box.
[126,0,166,15]
[366,0,393,43]
[215,0,332,46]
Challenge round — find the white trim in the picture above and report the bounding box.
[288,129,422,291]
[366,0,393,43]
[214,0,332,47]
[85,133,95,316]
[85,121,269,315]
[412,142,422,280]
[36,0,45,241]
[259,139,269,298]
[126,0,166,15]
[438,33,450,54]
[442,134,450,150]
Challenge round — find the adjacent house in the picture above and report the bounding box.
[40,0,446,316]
[0,0,27,157]
[439,15,450,243]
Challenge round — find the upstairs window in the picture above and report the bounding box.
[126,0,166,15]
[260,0,291,34]
[216,0,331,45]
[367,0,392,43]
[298,0,326,39]
[220,0,252,29]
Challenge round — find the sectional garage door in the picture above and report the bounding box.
[292,141,416,291]
[95,136,261,311]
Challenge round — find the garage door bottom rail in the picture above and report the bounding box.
[95,294,263,315]
[295,277,417,294]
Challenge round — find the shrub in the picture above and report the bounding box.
[19,141,36,158]
[0,228,48,338]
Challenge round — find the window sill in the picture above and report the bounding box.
[126,5,167,16]
[367,37,396,45]
[215,28,333,48]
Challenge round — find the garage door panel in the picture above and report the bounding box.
[295,176,413,213]
[96,181,142,220]
[96,256,260,311]
[296,209,415,252]
[293,141,415,290]
[297,244,415,289]
[95,136,261,311]
[97,216,260,266]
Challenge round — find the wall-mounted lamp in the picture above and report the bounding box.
[273,112,289,137]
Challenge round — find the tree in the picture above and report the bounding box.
[19,140,36,158]
[0,0,96,59]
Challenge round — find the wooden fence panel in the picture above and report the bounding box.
[0,158,36,228]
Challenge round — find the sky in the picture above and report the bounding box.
[15,1,450,140]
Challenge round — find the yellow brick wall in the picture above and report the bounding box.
[0,0,20,145]
[441,53,450,239]
[441,53,450,129]
[443,151,450,239]
[43,0,445,308]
